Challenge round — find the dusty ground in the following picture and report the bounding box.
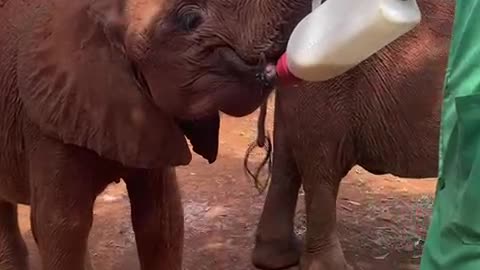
[18,96,437,270]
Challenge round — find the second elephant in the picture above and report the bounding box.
[251,0,454,270]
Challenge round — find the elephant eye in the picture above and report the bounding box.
[176,5,203,32]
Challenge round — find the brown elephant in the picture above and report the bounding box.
[0,0,312,269]
[249,0,455,269]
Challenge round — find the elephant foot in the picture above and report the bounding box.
[252,234,302,269]
[300,243,352,270]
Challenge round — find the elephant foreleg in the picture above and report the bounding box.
[252,110,302,270]
[125,168,184,270]
[27,135,107,270]
[0,201,28,270]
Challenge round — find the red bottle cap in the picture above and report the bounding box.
[276,53,301,85]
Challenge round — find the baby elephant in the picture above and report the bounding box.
[0,0,308,269]
[252,0,454,270]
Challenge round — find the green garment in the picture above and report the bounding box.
[420,1,480,269]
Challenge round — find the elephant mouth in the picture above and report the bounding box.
[208,47,276,117]
[128,46,275,120]
[214,46,278,90]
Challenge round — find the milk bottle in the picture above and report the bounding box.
[276,0,422,83]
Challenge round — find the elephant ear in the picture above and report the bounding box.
[16,1,192,168]
[178,113,220,164]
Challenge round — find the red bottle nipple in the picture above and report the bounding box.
[276,53,301,85]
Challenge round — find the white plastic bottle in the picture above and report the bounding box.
[276,0,422,83]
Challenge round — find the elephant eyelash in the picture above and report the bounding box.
[175,5,204,32]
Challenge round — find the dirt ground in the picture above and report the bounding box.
[17,96,437,270]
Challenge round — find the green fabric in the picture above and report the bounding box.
[420,1,480,269]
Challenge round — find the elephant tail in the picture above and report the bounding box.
[243,100,273,194]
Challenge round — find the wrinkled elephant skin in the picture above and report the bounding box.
[0,0,312,269]
[253,1,455,270]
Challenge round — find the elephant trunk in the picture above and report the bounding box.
[261,0,313,60]
[241,0,311,193]
[244,98,273,194]
[233,0,312,64]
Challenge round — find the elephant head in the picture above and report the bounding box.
[16,0,311,168]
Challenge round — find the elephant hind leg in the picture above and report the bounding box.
[0,200,28,270]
